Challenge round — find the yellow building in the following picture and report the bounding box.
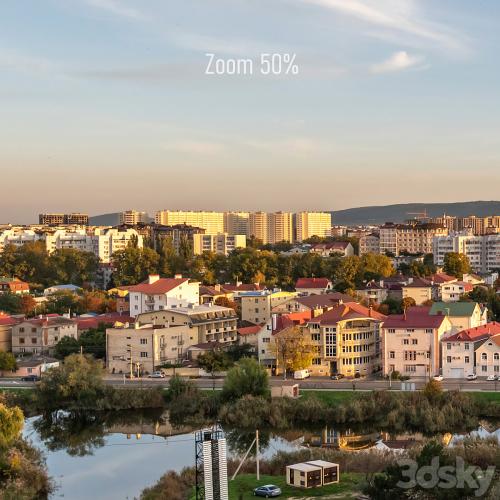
[268,212,293,244]
[192,233,246,255]
[223,212,250,236]
[240,290,298,325]
[295,212,332,242]
[154,211,224,235]
[249,211,268,244]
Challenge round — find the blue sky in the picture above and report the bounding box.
[1,0,499,222]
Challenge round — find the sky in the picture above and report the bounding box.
[1,0,500,223]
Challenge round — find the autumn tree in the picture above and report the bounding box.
[0,352,17,376]
[111,246,160,285]
[272,326,315,379]
[443,252,472,279]
[401,297,417,310]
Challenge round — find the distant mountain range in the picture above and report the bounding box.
[89,201,500,228]
[331,201,500,226]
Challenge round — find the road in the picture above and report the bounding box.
[2,375,500,392]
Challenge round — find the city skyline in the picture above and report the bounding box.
[2,0,500,222]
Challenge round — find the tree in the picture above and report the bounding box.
[48,248,99,286]
[54,336,80,359]
[443,252,471,279]
[222,357,269,401]
[0,352,18,375]
[381,296,402,314]
[111,246,160,285]
[401,297,416,310]
[37,354,105,410]
[197,350,232,390]
[19,294,37,316]
[0,400,24,449]
[272,326,315,379]
[0,293,22,314]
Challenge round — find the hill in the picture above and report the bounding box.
[332,201,500,226]
[89,213,120,226]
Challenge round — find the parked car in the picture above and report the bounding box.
[253,485,282,497]
[21,375,40,382]
[293,369,310,380]
[486,375,497,381]
[148,371,165,379]
[433,375,444,382]
[330,373,345,380]
[467,373,477,381]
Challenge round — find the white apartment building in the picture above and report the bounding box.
[192,233,246,255]
[475,331,500,378]
[433,233,500,273]
[119,210,148,225]
[295,212,332,242]
[92,227,144,263]
[45,229,94,254]
[0,228,40,251]
[359,234,380,255]
[379,223,448,256]
[154,211,224,235]
[128,274,200,316]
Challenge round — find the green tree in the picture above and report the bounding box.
[443,252,472,279]
[111,246,160,285]
[222,357,270,401]
[198,350,232,390]
[54,336,80,359]
[37,354,105,410]
[0,351,18,375]
[0,293,22,314]
[48,248,99,286]
[0,400,24,448]
[401,297,417,310]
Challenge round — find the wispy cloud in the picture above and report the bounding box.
[370,50,426,73]
[0,48,57,75]
[162,140,226,155]
[296,0,470,56]
[83,0,147,20]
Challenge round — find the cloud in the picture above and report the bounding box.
[83,0,147,20]
[370,50,426,73]
[162,141,226,155]
[296,0,469,56]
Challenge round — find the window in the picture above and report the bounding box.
[403,339,409,345]
[465,356,470,363]
[447,343,451,350]
[465,343,470,350]
[311,333,320,341]
[262,337,270,343]
[494,353,499,361]
[19,327,25,333]
[19,338,25,344]
[31,327,37,333]
[312,358,321,365]
[412,339,418,345]
[140,352,148,358]
[447,356,451,363]
[482,366,487,372]
[140,338,147,345]
[389,351,395,359]
[387,329,395,333]
[482,353,487,361]
[425,329,433,333]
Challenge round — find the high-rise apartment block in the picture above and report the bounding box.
[119,210,148,225]
[268,212,293,244]
[154,210,224,235]
[223,212,250,236]
[193,233,246,255]
[249,211,269,243]
[39,213,89,225]
[294,212,332,242]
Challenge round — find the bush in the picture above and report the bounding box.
[222,358,270,402]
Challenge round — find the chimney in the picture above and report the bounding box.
[236,280,242,287]
[148,274,160,284]
[403,309,407,321]
[214,284,221,292]
[368,305,373,317]
[174,274,183,279]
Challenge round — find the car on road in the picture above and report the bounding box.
[330,373,345,380]
[467,373,478,380]
[21,375,40,382]
[486,375,497,381]
[293,369,310,380]
[433,375,444,382]
[148,371,165,379]
[253,485,282,497]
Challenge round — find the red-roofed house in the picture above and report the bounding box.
[128,274,199,316]
[0,277,30,294]
[0,312,19,352]
[382,307,451,378]
[302,302,386,377]
[295,277,333,296]
[442,322,500,378]
[310,242,354,258]
[75,313,135,333]
[237,324,263,348]
[475,328,500,378]
[440,281,474,302]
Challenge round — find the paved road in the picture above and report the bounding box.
[2,376,500,392]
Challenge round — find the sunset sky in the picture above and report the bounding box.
[1,0,499,223]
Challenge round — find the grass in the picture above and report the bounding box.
[190,473,364,500]
[300,390,365,405]
[469,391,500,403]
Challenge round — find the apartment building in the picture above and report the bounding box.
[382,307,451,378]
[271,293,354,316]
[11,316,77,355]
[295,212,332,242]
[136,304,238,344]
[306,302,385,377]
[39,213,89,225]
[310,242,354,257]
[128,275,200,316]
[429,302,487,335]
[440,281,473,302]
[0,228,39,251]
[359,233,380,255]
[119,210,148,225]
[92,227,144,263]
[475,329,500,378]
[240,290,298,324]
[152,224,205,253]
[441,323,500,378]
[401,278,433,305]
[154,211,224,235]
[0,313,18,352]
[356,281,388,304]
[433,233,500,273]
[249,211,268,244]
[192,233,246,255]
[223,212,250,236]
[45,228,94,254]
[268,212,294,244]
[106,323,195,374]
[379,223,448,256]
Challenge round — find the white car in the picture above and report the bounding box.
[433,375,444,382]
[148,371,165,379]
[466,373,477,381]
[486,375,497,381]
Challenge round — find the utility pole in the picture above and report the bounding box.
[80,345,83,359]
[256,429,260,481]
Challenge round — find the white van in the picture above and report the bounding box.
[293,369,310,380]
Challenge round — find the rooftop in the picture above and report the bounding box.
[429,302,478,317]
[128,277,189,295]
[308,302,385,325]
[445,322,500,342]
[295,277,332,289]
[383,306,447,329]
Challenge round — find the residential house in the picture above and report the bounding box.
[382,307,451,378]
[475,329,500,378]
[220,282,264,300]
[136,304,238,344]
[310,242,354,257]
[7,356,59,378]
[356,281,388,304]
[0,277,30,294]
[429,302,487,335]
[240,290,298,325]
[401,278,433,305]
[199,285,234,305]
[359,233,380,255]
[440,281,474,302]
[295,277,333,296]
[128,274,200,316]
[11,316,77,355]
[0,313,18,351]
[305,303,386,377]
[106,323,196,374]
[271,293,354,317]
[441,323,500,378]
[237,324,263,349]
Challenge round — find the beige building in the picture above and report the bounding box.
[359,233,380,255]
[382,307,451,378]
[306,302,385,377]
[475,330,500,378]
[192,233,246,255]
[429,302,487,335]
[240,290,298,325]
[295,212,332,242]
[223,212,250,236]
[154,211,224,235]
[136,304,238,344]
[401,278,433,305]
[11,316,77,355]
[249,211,268,244]
[268,212,293,244]
[119,210,148,225]
[106,323,195,374]
[379,223,448,256]
[0,313,17,352]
